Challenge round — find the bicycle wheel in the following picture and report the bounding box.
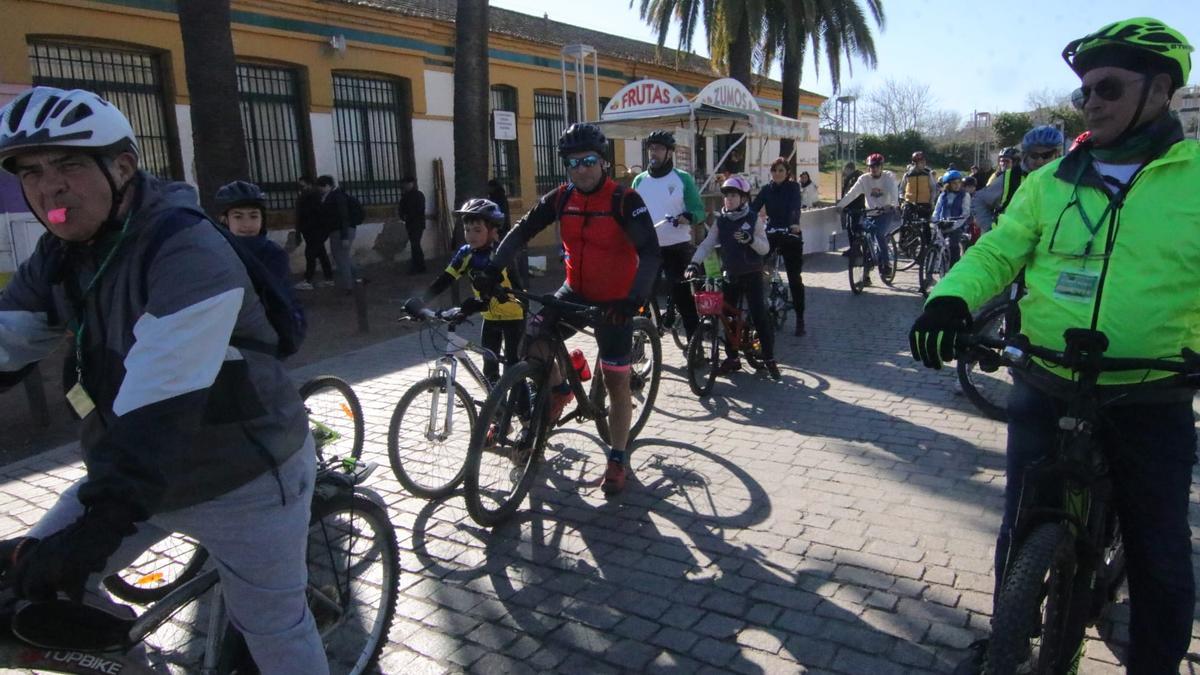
[463,361,547,527]
[590,316,661,445]
[847,237,866,295]
[880,236,898,286]
[989,523,1088,675]
[918,244,948,296]
[104,534,209,604]
[308,492,399,675]
[685,319,720,396]
[742,322,765,371]
[893,223,922,271]
[957,299,1015,421]
[387,376,475,500]
[301,376,365,461]
[768,284,789,330]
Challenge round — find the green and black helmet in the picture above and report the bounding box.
[1062,17,1193,91]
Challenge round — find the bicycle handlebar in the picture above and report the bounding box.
[495,287,604,321]
[959,333,1200,381]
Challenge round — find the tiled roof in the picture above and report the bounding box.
[326,0,802,94]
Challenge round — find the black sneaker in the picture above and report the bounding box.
[951,639,988,675]
[794,321,806,337]
[764,359,782,380]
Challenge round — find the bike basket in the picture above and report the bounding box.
[694,291,724,316]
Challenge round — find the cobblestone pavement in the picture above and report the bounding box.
[3,252,1199,674]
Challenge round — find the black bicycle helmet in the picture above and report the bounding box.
[644,130,676,150]
[558,123,608,157]
[453,197,505,225]
[215,180,267,213]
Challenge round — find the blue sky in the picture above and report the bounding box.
[490,1,1199,120]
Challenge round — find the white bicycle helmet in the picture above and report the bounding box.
[0,87,139,173]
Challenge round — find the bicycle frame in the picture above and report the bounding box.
[423,326,495,445]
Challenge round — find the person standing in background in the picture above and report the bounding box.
[294,175,332,290]
[399,176,427,274]
[797,171,819,209]
[316,175,358,291]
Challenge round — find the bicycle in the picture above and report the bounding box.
[893,205,928,272]
[957,280,1024,421]
[1,456,400,675]
[641,215,694,352]
[959,329,1199,674]
[685,276,766,397]
[388,303,496,499]
[764,236,795,331]
[103,374,366,604]
[917,217,967,296]
[461,289,662,526]
[846,208,898,294]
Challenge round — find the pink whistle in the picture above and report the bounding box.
[48,208,68,224]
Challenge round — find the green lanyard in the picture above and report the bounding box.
[73,212,135,386]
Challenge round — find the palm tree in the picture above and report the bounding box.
[762,0,884,161]
[633,0,767,89]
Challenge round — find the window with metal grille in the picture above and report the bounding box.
[28,41,178,180]
[237,63,308,211]
[333,73,411,206]
[490,85,520,197]
[533,92,576,195]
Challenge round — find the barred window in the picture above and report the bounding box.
[28,41,178,180]
[533,92,576,195]
[237,64,308,211]
[333,74,411,205]
[490,85,520,197]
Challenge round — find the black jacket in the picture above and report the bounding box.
[399,189,426,231]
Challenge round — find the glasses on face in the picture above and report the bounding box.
[1027,149,1060,161]
[564,155,602,170]
[1071,75,1144,110]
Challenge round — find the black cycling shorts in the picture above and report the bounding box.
[526,288,633,368]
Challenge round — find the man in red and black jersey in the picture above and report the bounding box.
[477,123,661,494]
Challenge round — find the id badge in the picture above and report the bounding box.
[66,382,96,418]
[1053,270,1100,303]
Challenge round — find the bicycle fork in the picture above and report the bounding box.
[425,359,458,442]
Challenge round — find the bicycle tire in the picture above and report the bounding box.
[669,314,688,352]
[768,285,789,330]
[308,492,399,675]
[301,376,365,461]
[685,319,720,396]
[387,376,475,500]
[880,236,898,286]
[988,523,1086,675]
[103,534,209,604]
[848,237,865,295]
[894,223,922,271]
[957,300,1015,421]
[463,361,547,527]
[589,317,661,444]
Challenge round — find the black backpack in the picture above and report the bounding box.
[143,210,307,359]
[345,192,365,227]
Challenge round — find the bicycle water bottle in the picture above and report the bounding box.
[570,349,592,381]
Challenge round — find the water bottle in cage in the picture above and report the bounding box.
[570,349,591,382]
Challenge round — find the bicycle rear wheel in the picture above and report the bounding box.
[989,523,1087,675]
[308,492,399,675]
[880,236,898,286]
[590,317,661,444]
[768,284,789,330]
[918,244,948,296]
[104,534,209,604]
[387,376,474,499]
[957,299,1015,421]
[685,319,720,396]
[301,376,365,461]
[463,361,546,527]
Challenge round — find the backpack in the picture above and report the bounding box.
[553,182,630,223]
[143,209,307,359]
[345,192,365,227]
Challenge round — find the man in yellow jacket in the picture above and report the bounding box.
[908,17,1198,675]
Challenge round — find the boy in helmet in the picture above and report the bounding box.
[215,180,292,290]
[835,153,899,284]
[408,198,524,384]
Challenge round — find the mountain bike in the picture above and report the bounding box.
[103,375,366,605]
[847,208,898,294]
[764,238,795,331]
[685,277,766,397]
[918,217,967,296]
[461,289,662,526]
[389,304,496,499]
[959,329,1200,675]
[641,292,688,352]
[1,457,399,675]
[958,280,1024,421]
[893,210,926,272]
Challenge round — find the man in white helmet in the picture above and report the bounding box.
[0,87,327,674]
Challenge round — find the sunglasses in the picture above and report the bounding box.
[1027,149,1059,161]
[564,155,602,170]
[1071,75,1144,110]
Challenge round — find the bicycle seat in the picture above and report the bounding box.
[11,599,134,651]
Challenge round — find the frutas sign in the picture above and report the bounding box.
[695,78,761,111]
[603,80,688,115]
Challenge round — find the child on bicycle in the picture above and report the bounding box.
[685,176,780,380]
[932,170,971,267]
[409,198,524,384]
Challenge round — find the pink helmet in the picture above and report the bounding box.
[720,175,751,196]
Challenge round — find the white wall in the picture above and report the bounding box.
[309,112,338,179]
[174,104,196,186]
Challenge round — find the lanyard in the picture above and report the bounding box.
[73,212,135,384]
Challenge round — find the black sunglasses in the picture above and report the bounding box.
[1071,75,1144,110]
[1027,149,1059,160]
[564,155,602,169]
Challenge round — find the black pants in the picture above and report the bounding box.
[480,318,523,384]
[302,232,332,283]
[767,232,805,324]
[407,224,426,272]
[723,271,774,361]
[660,242,698,338]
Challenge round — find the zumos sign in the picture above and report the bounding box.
[694,78,761,112]
[603,79,689,115]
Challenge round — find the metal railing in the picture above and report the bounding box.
[237,63,308,211]
[334,74,410,206]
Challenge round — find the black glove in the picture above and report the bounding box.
[684,262,703,280]
[459,297,487,316]
[909,296,973,369]
[10,502,140,602]
[604,297,642,326]
[403,297,426,316]
[470,265,504,299]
